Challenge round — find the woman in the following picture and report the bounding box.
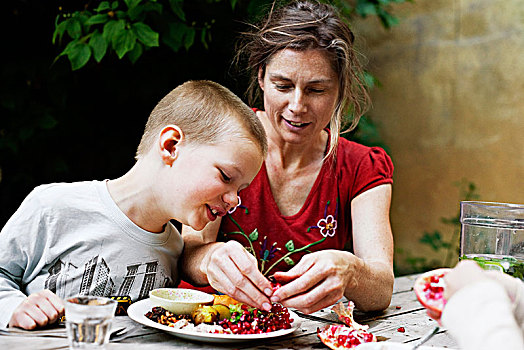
[180,0,394,314]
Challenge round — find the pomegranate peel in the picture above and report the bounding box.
[317,302,376,349]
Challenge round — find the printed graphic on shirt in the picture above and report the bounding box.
[220,199,339,276]
[44,255,173,301]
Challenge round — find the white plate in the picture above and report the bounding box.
[356,342,451,350]
[127,298,301,343]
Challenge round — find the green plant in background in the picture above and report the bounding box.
[52,0,212,70]
[395,179,481,275]
[331,0,412,28]
[345,72,390,150]
[52,0,412,70]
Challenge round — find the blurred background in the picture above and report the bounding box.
[1,0,522,275]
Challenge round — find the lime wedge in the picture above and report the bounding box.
[481,262,504,272]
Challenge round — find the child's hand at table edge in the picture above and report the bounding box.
[8,289,64,330]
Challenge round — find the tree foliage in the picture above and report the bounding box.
[52,0,411,70]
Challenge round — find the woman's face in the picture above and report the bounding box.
[258,49,339,145]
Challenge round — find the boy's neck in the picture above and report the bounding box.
[106,159,166,233]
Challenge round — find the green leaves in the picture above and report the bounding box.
[90,32,108,62]
[169,0,186,21]
[103,20,125,41]
[96,2,112,12]
[354,0,411,29]
[420,231,452,252]
[128,42,144,63]
[86,14,110,26]
[113,28,137,58]
[133,23,159,47]
[163,21,194,52]
[63,41,91,70]
[66,19,83,39]
[52,0,409,71]
[53,1,164,70]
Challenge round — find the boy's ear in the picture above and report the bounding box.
[158,125,184,166]
[258,66,265,91]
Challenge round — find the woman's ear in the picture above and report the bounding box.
[158,125,184,166]
[258,66,265,91]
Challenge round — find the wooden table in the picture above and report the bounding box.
[0,274,459,349]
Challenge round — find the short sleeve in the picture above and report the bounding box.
[352,147,394,198]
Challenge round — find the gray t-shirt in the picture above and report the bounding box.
[0,180,184,326]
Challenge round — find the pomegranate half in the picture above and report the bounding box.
[413,268,451,320]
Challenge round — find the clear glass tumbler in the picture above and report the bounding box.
[460,201,524,279]
[65,296,117,349]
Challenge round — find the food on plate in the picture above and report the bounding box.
[211,304,232,321]
[213,294,239,307]
[144,298,294,335]
[317,301,377,349]
[192,305,219,325]
[145,307,192,326]
[413,268,450,320]
[217,302,292,334]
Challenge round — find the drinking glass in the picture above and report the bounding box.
[460,201,524,279]
[65,296,117,349]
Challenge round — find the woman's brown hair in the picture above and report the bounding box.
[235,0,370,157]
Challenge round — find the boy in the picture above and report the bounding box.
[0,80,267,329]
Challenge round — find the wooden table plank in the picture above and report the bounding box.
[393,273,420,294]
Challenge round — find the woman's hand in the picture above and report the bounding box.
[270,250,358,314]
[8,290,64,330]
[202,240,274,311]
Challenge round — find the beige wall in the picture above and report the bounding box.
[352,0,524,273]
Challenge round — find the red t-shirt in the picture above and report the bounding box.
[218,136,393,276]
[178,135,393,291]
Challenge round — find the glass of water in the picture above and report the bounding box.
[65,296,118,349]
[460,201,524,279]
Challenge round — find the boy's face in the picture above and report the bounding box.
[166,135,263,231]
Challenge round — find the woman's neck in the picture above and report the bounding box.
[266,128,328,171]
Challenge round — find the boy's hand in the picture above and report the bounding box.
[9,290,65,330]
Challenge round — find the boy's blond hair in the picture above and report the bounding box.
[136,80,267,159]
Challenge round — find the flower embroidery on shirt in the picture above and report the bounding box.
[317,215,337,237]
[307,200,339,235]
[259,236,280,273]
[228,195,248,214]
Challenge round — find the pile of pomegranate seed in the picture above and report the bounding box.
[423,273,445,305]
[217,303,293,334]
